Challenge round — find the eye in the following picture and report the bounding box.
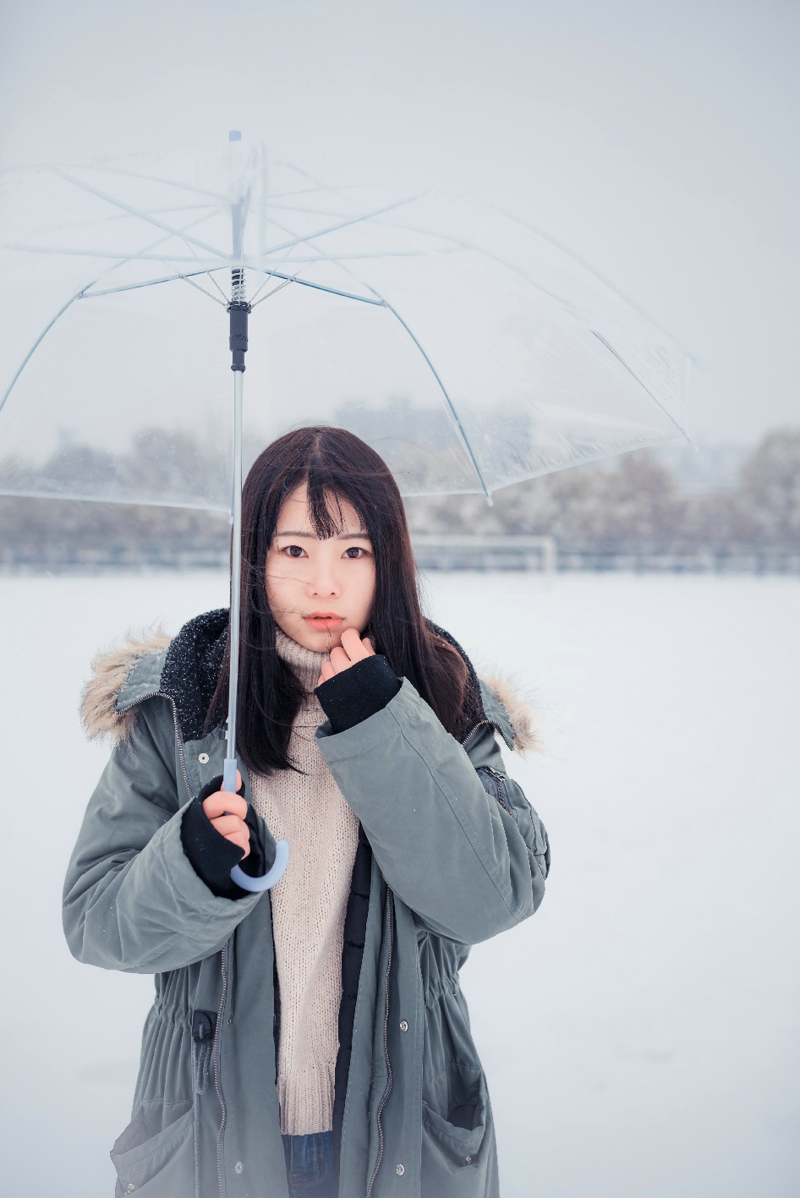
[282,544,307,559]
[343,546,367,559]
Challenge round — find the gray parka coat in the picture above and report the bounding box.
[63,613,549,1198]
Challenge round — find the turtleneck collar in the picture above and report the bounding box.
[275,628,330,694]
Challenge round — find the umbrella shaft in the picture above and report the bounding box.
[225,369,244,781]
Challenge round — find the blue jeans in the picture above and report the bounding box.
[282,1130,336,1197]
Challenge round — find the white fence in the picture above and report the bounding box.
[412,535,558,572]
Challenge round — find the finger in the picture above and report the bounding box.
[318,661,336,684]
[340,626,371,663]
[203,793,248,821]
[209,814,250,839]
[363,636,376,655]
[219,829,250,858]
[340,626,366,658]
[329,645,351,673]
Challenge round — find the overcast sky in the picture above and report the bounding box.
[1,0,798,446]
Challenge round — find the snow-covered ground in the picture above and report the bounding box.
[0,571,798,1198]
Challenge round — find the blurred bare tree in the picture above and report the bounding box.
[406,428,800,560]
[1,427,798,568]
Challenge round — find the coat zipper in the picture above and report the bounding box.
[366,889,394,1198]
[214,941,230,1198]
[460,717,514,752]
[478,765,516,820]
[119,690,231,1196]
[117,689,196,801]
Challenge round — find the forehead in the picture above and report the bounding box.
[276,482,367,535]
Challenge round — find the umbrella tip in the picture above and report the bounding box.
[229,130,242,142]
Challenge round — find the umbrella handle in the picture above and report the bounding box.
[222,756,290,892]
[231,840,290,893]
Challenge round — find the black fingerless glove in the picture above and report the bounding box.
[315,654,401,734]
[181,774,272,900]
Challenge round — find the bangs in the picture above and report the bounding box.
[303,473,369,541]
[296,442,389,541]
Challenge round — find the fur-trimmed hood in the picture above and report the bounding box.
[81,610,538,753]
[81,629,173,745]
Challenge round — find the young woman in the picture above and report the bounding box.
[64,426,550,1198]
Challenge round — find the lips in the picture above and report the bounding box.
[303,613,344,630]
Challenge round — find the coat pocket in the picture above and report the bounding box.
[421,1062,489,1182]
[110,1101,193,1197]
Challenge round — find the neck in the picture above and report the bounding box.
[275,629,330,694]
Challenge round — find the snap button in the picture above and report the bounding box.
[396,1164,405,1175]
[198,753,209,764]
[399,1020,408,1032]
[234,1161,243,1174]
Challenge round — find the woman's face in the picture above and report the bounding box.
[266,482,376,653]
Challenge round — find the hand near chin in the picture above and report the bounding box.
[318,626,375,685]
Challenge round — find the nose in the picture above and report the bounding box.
[308,555,341,598]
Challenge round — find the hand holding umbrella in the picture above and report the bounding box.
[203,768,290,894]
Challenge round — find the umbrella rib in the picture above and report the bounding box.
[267,249,446,264]
[277,230,493,500]
[250,277,295,306]
[377,299,493,501]
[383,210,700,367]
[498,207,702,366]
[49,168,230,261]
[269,203,356,216]
[380,218,590,315]
[12,201,215,239]
[4,245,222,263]
[0,212,229,416]
[0,288,89,415]
[267,184,372,202]
[249,267,383,305]
[4,485,230,512]
[262,195,423,257]
[176,273,227,306]
[87,163,229,203]
[268,162,365,202]
[590,331,693,444]
[83,266,229,297]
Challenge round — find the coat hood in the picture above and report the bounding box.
[81,609,538,753]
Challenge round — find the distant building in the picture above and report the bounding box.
[651,444,752,494]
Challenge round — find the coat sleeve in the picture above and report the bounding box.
[315,679,548,944]
[62,697,268,974]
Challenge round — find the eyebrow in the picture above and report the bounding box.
[274,529,371,540]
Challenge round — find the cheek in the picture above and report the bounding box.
[265,557,298,601]
[356,563,377,614]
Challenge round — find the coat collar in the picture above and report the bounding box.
[84,609,529,752]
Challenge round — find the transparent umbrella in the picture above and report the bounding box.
[0,133,692,867]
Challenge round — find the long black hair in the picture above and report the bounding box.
[207,426,470,774]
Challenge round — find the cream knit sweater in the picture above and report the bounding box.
[250,631,360,1136]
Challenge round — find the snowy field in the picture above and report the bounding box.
[0,570,798,1198]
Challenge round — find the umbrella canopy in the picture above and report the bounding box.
[0,134,692,865]
[0,135,691,512]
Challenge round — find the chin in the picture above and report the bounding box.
[295,624,343,651]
